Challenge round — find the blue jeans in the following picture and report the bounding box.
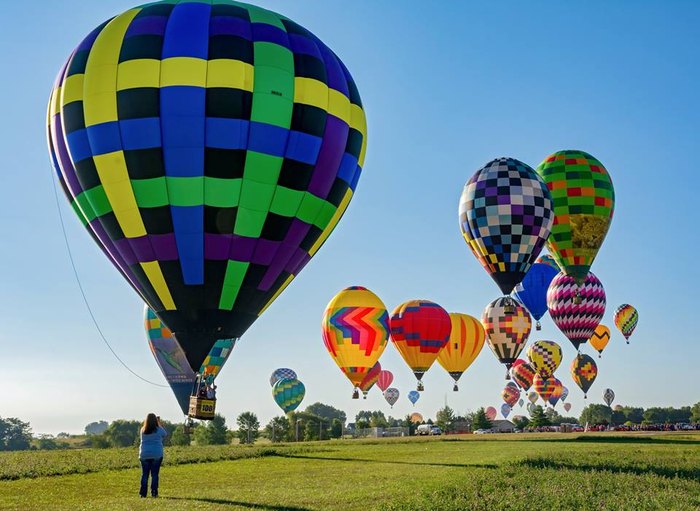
[140,457,162,497]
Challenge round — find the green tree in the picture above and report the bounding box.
[621,407,644,424]
[512,416,530,430]
[105,420,141,447]
[369,412,388,428]
[691,402,700,423]
[170,424,191,446]
[264,416,291,443]
[643,407,666,423]
[304,403,346,423]
[330,419,343,439]
[35,436,68,450]
[83,434,110,449]
[435,405,455,432]
[84,421,109,436]
[236,412,260,445]
[471,408,492,430]
[0,417,32,451]
[529,406,551,427]
[195,415,229,445]
[579,404,612,425]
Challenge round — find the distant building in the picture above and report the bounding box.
[490,420,515,433]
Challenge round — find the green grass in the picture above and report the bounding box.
[1,432,698,510]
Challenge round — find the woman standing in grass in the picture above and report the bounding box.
[139,413,167,498]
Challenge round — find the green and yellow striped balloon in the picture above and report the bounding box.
[272,377,305,414]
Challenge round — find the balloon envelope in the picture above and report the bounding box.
[603,388,615,407]
[410,412,424,424]
[561,386,569,402]
[322,287,390,388]
[533,374,555,404]
[614,304,639,342]
[511,360,536,391]
[571,354,598,397]
[48,0,368,371]
[485,406,497,421]
[589,325,611,356]
[536,150,615,285]
[408,390,420,405]
[528,391,538,404]
[384,388,399,407]
[359,362,382,396]
[548,378,563,407]
[563,402,572,413]
[502,384,521,407]
[390,300,451,382]
[272,377,305,414]
[437,313,485,384]
[513,263,559,325]
[145,306,235,415]
[548,272,606,350]
[501,403,512,418]
[270,368,298,387]
[527,340,562,379]
[482,297,532,368]
[377,370,394,392]
[459,158,553,295]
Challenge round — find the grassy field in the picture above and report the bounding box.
[1,432,698,510]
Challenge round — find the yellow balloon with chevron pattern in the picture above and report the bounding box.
[588,325,611,358]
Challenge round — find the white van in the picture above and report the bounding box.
[416,424,432,435]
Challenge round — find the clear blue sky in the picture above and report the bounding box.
[0,1,698,434]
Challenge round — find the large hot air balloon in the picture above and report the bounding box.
[535,150,615,293]
[322,287,390,398]
[358,362,382,399]
[272,377,305,415]
[501,403,512,419]
[603,388,615,407]
[548,378,563,408]
[145,306,235,416]
[458,158,553,296]
[535,254,558,270]
[502,384,520,408]
[533,374,555,404]
[482,297,532,378]
[527,340,562,379]
[614,304,639,343]
[437,313,485,391]
[513,262,559,330]
[377,370,393,393]
[589,325,611,358]
[510,360,536,391]
[48,0,368,373]
[548,272,606,351]
[485,406,497,421]
[384,388,399,408]
[390,300,451,391]
[270,368,298,387]
[571,354,598,398]
[408,390,420,406]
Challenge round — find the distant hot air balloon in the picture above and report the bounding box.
[49,1,368,372]
[408,390,420,406]
[511,360,536,391]
[384,388,400,408]
[548,378,563,407]
[501,403,512,418]
[502,384,520,408]
[533,374,555,404]
[513,263,559,330]
[561,386,569,403]
[528,391,538,404]
[536,150,615,297]
[485,406,497,421]
[145,307,235,416]
[438,313,485,391]
[272,378,306,415]
[589,325,611,358]
[563,402,572,413]
[270,368,298,387]
[358,362,382,399]
[548,272,606,351]
[614,304,639,343]
[518,398,524,407]
[571,354,598,398]
[603,388,615,407]
[390,300,451,391]
[377,370,394,393]
[527,402,536,414]
[458,158,553,296]
[482,297,532,378]
[410,413,424,424]
[322,287,390,398]
[527,340,563,379]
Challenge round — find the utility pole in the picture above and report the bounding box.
[319,420,323,440]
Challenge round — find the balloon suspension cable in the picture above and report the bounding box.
[49,168,167,388]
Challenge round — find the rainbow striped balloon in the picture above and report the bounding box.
[614,304,639,343]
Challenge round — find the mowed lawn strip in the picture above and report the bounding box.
[1,433,698,511]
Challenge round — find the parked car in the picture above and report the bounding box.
[416,424,432,436]
[430,427,442,436]
[473,429,491,434]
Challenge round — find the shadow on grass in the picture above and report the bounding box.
[163,496,310,510]
[275,453,497,470]
[517,458,700,482]
[453,436,700,446]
